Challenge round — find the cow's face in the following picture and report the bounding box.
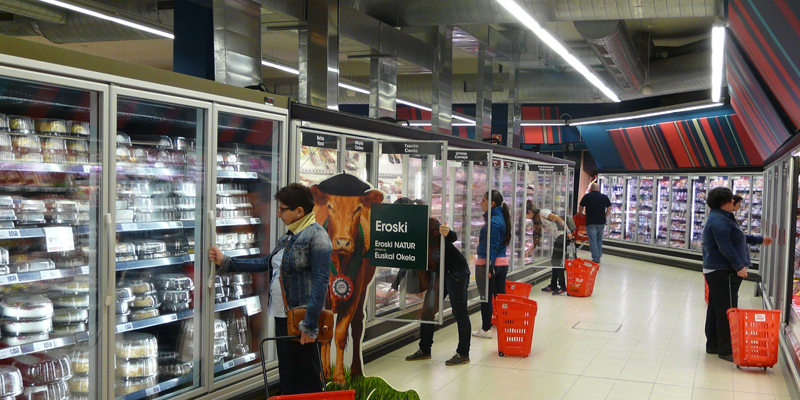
[310,186,383,255]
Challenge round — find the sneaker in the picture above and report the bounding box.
[445,353,470,366]
[541,286,554,292]
[405,349,431,361]
[472,329,492,339]
[552,288,566,295]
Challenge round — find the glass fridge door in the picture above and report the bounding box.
[0,70,106,400]
[690,176,707,251]
[513,163,526,271]
[607,176,624,240]
[297,130,339,187]
[637,177,654,244]
[211,106,283,386]
[343,137,375,186]
[655,176,670,246]
[112,88,210,400]
[670,177,689,249]
[624,177,638,241]
[751,175,764,259]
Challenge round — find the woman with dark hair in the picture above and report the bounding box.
[703,187,772,362]
[472,190,512,339]
[532,204,573,295]
[209,183,332,394]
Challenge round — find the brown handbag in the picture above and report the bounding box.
[279,272,335,343]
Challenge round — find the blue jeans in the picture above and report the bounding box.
[586,224,605,263]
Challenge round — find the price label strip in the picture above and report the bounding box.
[33,340,55,352]
[0,274,19,285]
[223,360,235,370]
[0,346,20,359]
[43,227,75,252]
[145,385,162,396]
[0,230,20,239]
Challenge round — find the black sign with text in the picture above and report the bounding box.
[381,141,442,155]
[531,164,566,173]
[447,150,489,162]
[302,131,338,149]
[346,139,373,153]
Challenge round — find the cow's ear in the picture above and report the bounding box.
[362,190,384,206]
[310,185,327,206]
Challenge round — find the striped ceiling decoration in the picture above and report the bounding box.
[726,37,791,160]
[656,114,763,168]
[522,106,562,144]
[607,125,676,170]
[729,0,800,131]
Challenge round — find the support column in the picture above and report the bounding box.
[213,0,262,87]
[476,44,493,141]
[369,57,397,119]
[299,0,339,109]
[506,41,521,148]
[431,25,453,135]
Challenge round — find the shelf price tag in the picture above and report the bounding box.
[168,314,178,322]
[145,385,161,396]
[0,274,19,285]
[33,340,55,352]
[80,266,89,275]
[223,361,235,370]
[244,297,262,316]
[245,353,256,362]
[119,323,133,333]
[39,270,58,280]
[0,346,20,359]
[0,230,20,239]
[44,227,75,252]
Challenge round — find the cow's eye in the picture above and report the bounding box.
[327,204,334,213]
[352,205,362,216]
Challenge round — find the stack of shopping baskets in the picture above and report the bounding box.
[491,281,533,325]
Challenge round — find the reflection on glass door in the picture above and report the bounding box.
[212,109,281,383]
[691,176,708,251]
[606,176,624,239]
[655,177,670,246]
[751,175,764,259]
[513,163,526,271]
[670,177,689,249]
[637,177,654,244]
[625,177,638,241]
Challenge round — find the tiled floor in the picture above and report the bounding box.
[365,252,800,400]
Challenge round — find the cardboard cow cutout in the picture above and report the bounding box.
[310,173,384,384]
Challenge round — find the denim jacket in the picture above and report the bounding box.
[477,207,508,270]
[221,223,332,338]
[702,208,763,273]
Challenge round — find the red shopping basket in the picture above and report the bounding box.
[727,308,780,369]
[491,281,533,325]
[495,294,538,357]
[271,390,356,400]
[565,258,600,297]
[573,213,588,244]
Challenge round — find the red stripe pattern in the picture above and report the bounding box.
[521,106,563,144]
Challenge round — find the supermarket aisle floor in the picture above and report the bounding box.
[365,252,800,400]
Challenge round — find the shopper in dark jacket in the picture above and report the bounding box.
[703,187,772,362]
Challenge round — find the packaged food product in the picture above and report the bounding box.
[19,380,69,400]
[224,312,248,333]
[1,295,54,319]
[41,138,66,153]
[178,211,195,221]
[0,115,8,133]
[135,241,166,256]
[43,212,78,225]
[52,308,88,324]
[9,116,34,134]
[161,302,190,313]
[157,352,178,365]
[162,236,190,256]
[214,320,227,340]
[114,376,157,396]
[129,307,159,321]
[115,200,128,210]
[158,362,192,379]
[221,273,253,286]
[116,133,131,145]
[15,212,45,226]
[65,154,88,165]
[115,312,129,324]
[12,353,72,386]
[213,338,228,358]
[11,135,40,153]
[0,332,46,346]
[116,146,132,163]
[14,199,46,212]
[66,121,89,137]
[20,153,44,163]
[1,316,52,335]
[154,274,193,291]
[228,284,253,299]
[229,343,250,358]
[172,182,196,197]
[0,133,11,151]
[34,120,67,135]
[126,280,155,296]
[0,247,9,265]
[115,332,158,359]
[44,200,78,213]
[51,322,87,337]
[132,294,159,309]
[10,259,55,273]
[0,197,13,209]
[174,196,195,210]
[115,243,136,257]
[50,294,89,308]
[116,287,134,302]
[0,365,22,397]
[49,276,91,293]
[117,302,132,318]
[156,136,173,149]
[70,393,88,400]
[0,151,14,162]
[115,357,158,378]
[67,375,89,394]
[0,210,15,222]
[214,286,229,299]
[69,346,90,373]
[115,209,134,223]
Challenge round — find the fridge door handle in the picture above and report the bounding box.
[104,213,114,306]
[208,210,216,289]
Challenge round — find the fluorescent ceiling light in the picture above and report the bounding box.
[397,99,432,112]
[711,21,726,102]
[569,102,724,126]
[495,0,620,102]
[261,60,300,75]
[39,0,173,38]
[520,120,566,127]
[453,115,475,124]
[409,122,474,127]
[338,82,370,95]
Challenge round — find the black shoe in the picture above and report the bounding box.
[718,354,734,362]
[541,286,554,292]
[706,348,718,355]
[405,349,431,361]
[445,353,470,366]
[552,289,566,295]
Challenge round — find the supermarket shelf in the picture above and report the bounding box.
[115,373,194,400]
[116,165,188,178]
[0,186,84,194]
[116,309,193,333]
[216,218,261,227]
[217,171,258,180]
[223,247,261,258]
[118,221,193,232]
[214,353,257,373]
[0,228,48,239]
[0,162,96,174]
[0,265,89,286]
[0,331,89,360]
[116,248,258,270]
[214,295,260,313]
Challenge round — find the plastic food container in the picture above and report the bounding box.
[162,236,190,256]
[0,332,48,346]
[0,115,8,133]
[9,116,34,134]
[15,212,45,226]
[159,362,192,379]
[12,136,40,153]
[12,353,72,386]
[44,200,78,213]
[41,138,66,153]
[161,302,190,313]
[135,241,166,256]
[115,312,129,324]
[50,294,89,308]
[157,352,178,364]
[0,197,13,209]
[67,140,88,154]
[228,284,253,299]
[213,338,229,358]
[174,196,195,210]
[0,210,15,222]
[214,320,227,339]
[156,136,173,149]
[125,280,155,296]
[10,259,55,273]
[221,273,253,286]
[14,199,46,212]
[116,332,158,359]
[129,307,159,321]
[67,375,89,394]
[34,119,67,136]
[51,322,87,337]
[49,276,91,293]
[224,313,248,333]
[157,290,190,304]
[132,294,159,309]
[43,213,78,225]
[115,243,136,258]
[66,121,89,137]
[19,381,69,400]
[114,376,157,396]
[66,154,88,164]
[1,295,54,319]
[214,286,230,299]
[1,316,52,335]
[69,346,90,373]
[116,133,131,145]
[20,153,44,163]
[154,274,193,291]
[115,210,134,223]
[0,133,11,151]
[52,308,88,324]
[0,365,22,397]
[116,287,134,302]
[115,357,158,378]
[173,182,196,197]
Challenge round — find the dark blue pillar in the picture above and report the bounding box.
[173,0,214,80]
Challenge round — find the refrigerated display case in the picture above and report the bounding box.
[690,176,707,250]
[624,177,638,241]
[605,176,625,240]
[513,163,527,271]
[670,177,689,249]
[637,177,654,244]
[751,176,764,259]
[655,177,670,246]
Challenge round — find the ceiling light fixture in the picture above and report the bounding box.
[261,60,300,75]
[38,0,174,38]
[569,101,724,126]
[520,120,566,127]
[338,82,370,95]
[495,0,620,102]
[711,20,726,102]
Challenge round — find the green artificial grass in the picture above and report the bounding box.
[326,368,420,400]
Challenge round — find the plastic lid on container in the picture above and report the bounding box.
[34,119,67,135]
[115,287,135,302]
[159,362,192,378]
[116,332,158,359]
[67,375,89,394]
[115,133,131,145]
[49,276,91,293]
[8,116,34,134]
[154,274,193,291]
[51,322,87,337]
[10,259,55,273]
[0,332,48,346]
[52,308,88,325]
[129,307,159,322]
[12,353,72,386]
[66,121,89,137]
[13,199,46,212]
[125,280,155,296]
[221,273,253,286]
[1,295,54,319]
[19,381,69,400]
[50,294,89,309]
[0,365,22,397]
[115,357,158,379]
[158,290,191,304]
[131,294,160,310]
[69,345,90,374]
[114,376,157,396]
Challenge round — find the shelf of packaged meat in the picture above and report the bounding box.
[217,171,258,180]
[0,331,89,360]
[213,353,257,373]
[0,266,88,286]
[116,309,193,333]
[116,248,260,270]
[114,373,194,400]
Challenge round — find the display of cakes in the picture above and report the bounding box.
[11,353,72,400]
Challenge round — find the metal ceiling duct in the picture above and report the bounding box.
[574,20,645,92]
[0,0,67,24]
[213,0,262,88]
[0,15,41,36]
[345,0,720,26]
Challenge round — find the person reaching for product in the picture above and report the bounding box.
[472,190,511,340]
[532,204,573,295]
[208,183,331,395]
[702,187,772,362]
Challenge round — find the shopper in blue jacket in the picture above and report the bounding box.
[703,187,772,362]
[473,190,511,339]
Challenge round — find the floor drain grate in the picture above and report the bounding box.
[572,321,622,332]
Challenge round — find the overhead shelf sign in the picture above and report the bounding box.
[381,141,442,155]
[346,139,373,153]
[532,164,566,173]
[447,150,488,162]
[302,131,338,149]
